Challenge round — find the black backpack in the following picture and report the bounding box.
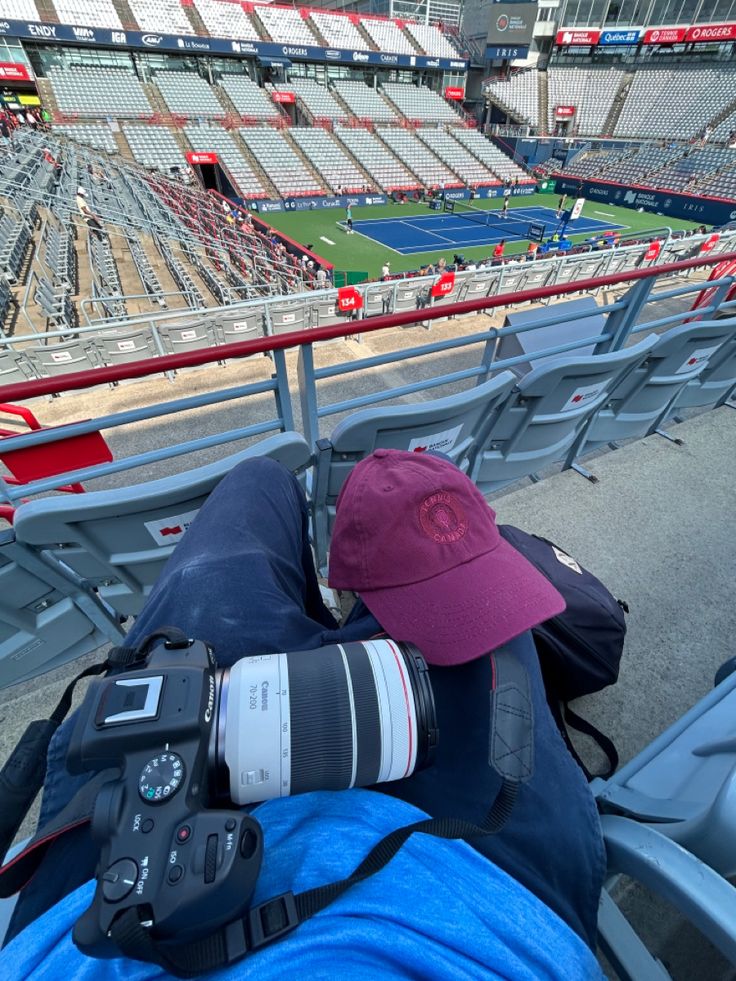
[499,524,629,779]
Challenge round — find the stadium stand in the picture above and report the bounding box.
[184,123,268,198]
[46,66,153,118]
[452,129,531,183]
[309,10,371,50]
[654,147,736,194]
[376,126,459,189]
[255,4,320,45]
[361,16,418,54]
[127,0,195,34]
[333,125,419,191]
[416,128,499,186]
[485,69,539,128]
[382,82,462,125]
[154,71,225,118]
[52,0,123,29]
[123,124,187,173]
[52,124,117,154]
[0,0,39,18]
[546,66,624,136]
[239,126,324,196]
[404,20,459,57]
[218,74,281,121]
[289,128,367,193]
[331,80,399,124]
[193,0,261,39]
[271,77,350,125]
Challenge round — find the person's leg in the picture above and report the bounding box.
[7,457,340,940]
[381,630,605,949]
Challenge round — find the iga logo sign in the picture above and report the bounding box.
[142,34,163,45]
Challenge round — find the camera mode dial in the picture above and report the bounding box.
[138,751,185,805]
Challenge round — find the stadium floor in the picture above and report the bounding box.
[263,193,701,278]
[345,205,625,255]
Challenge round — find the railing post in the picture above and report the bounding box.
[600,277,656,353]
[272,348,295,433]
[477,327,499,384]
[298,343,320,447]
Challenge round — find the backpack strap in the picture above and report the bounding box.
[547,698,619,781]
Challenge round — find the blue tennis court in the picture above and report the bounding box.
[344,205,626,256]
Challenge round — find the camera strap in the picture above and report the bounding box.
[107,648,533,979]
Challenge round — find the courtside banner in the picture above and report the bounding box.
[555,29,600,45]
[685,22,736,42]
[570,197,585,220]
[642,26,687,43]
[598,29,641,45]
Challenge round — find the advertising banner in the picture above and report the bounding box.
[272,90,295,103]
[598,29,641,45]
[642,26,687,43]
[685,22,736,42]
[485,44,529,59]
[487,3,537,46]
[186,151,218,165]
[0,61,31,81]
[444,86,465,100]
[570,197,585,220]
[555,29,600,45]
[555,105,576,118]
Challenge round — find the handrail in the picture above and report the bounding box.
[2,250,734,404]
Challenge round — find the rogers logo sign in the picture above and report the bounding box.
[686,23,736,42]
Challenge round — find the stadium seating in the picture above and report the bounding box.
[185,123,268,198]
[239,126,323,196]
[312,371,518,569]
[417,128,498,186]
[361,16,417,55]
[0,0,39,19]
[669,332,736,416]
[335,126,419,191]
[289,128,367,193]
[128,0,194,34]
[382,82,461,125]
[546,67,624,136]
[47,66,153,118]
[219,74,281,121]
[52,0,122,28]
[452,129,530,183]
[123,124,187,172]
[654,146,736,193]
[271,78,349,125]
[193,0,261,39]
[52,123,116,153]
[332,80,399,124]
[404,21,459,58]
[309,10,371,50]
[485,69,539,128]
[155,71,225,118]
[256,4,320,46]
[376,126,459,188]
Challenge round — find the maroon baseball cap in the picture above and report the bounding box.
[328,449,565,666]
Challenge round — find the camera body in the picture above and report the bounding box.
[67,637,262,957]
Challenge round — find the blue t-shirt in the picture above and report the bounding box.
[3,790,603,981]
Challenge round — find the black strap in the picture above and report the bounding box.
[563,703,619,780]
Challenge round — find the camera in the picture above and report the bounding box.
[67,635,437,960]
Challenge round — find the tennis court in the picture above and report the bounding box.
[346,204,626,256]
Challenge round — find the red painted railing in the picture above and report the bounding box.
[2,251,734,404]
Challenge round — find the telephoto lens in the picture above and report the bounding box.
[213,640,437,805]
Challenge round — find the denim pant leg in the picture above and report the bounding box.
[381,630,605,949]
[7,458,348,941]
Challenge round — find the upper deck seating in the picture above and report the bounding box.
[332,80,399,124]
[382,82,461,125]
[377,126,458,188]
[452,129,530,182]
[256,4,320,46]
[310,10,371,49]
[0,0,39,19]
[52,123,116,153]
[546,67,624,135]
[404,21,459,57]
[219,74,280,121]
[333,126,418,191]
[273,78,349,124]
[123,124,187,172]
[361,16,418,54]
[416,128,497,185]
[155,72,225,118]
[239,126,323,196]
[485,69,539,128]
[128,0,195,33]
[194,0,261,39]
[52,0,122,28]
[184,123,268,198]
[289,128,366,192]
[47,66,153,118]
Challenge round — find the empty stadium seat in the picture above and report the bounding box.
[377,126,457,188]
[155,320,219,357]
[239,127,323,196]
[382,83,461,125]
[452,129,530,183]
[289,128,366,193]
[24,339,101,378]
[155,71,224,118]
[219,74,280,121]
[404,21,459,58]
[11,433,313,620]
[0,350,36,386]
[194,0,260,40]
[334,125,416,191]
[546,67,624,135]
[256,5,319,45]
[53,0,122,29]
[185,124,267,198]
[417,128,497,186]
[670,331,736,415]
[123,124,187,173]
[311,370,517,569]
[309,10,371,50]
[215,306,266,345]
[361,16,418,54]
[94,328,159,366]
[272,78,349,125]
[52,124,116,154]
[485,69,539,128]
[332,80,399,124]
[128,0,194,34]
[469,335,659,493]
[567,319,736,475]
[47,66,153,118]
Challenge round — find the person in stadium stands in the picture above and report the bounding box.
[493,239,506,260]
[3,452,605,981]
[527,241,539,260]
[381,260,390,280]
[75,187,104,241]
[315,265,327,288]
[0,114,9,140]
[437,256,447,272]
[346,203,354,234]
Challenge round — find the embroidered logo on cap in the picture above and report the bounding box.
[419,492,467,544]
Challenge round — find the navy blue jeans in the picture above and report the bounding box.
[9,458,604,948]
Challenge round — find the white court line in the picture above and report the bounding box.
[320,236,335,245]
[594,211,616,218]
[341,220,404,255]
[399,219,455,246]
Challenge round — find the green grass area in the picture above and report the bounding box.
[263,193,701,281]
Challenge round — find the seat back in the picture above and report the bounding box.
[394,279,431,312]
[669,329,736,413]
[156,320,219,356]
[576,318,736,451]
[0,530,125,689]
[268,300,309,335]
[93,328,159,366]
[457,269,500,302]
[25,339,100,378]
[0,349,36,385]
[312,371,516,570]
[362,284,394,317]
[13,433,313,620]
[469,335,658,493]
[215,306,266,347]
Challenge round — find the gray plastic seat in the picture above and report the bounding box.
[93,328,159,367]
[362,284,394,318]
[216,307,266,345]
[156,320,219,356]
[0,529,125,690]
[0,349,36,385]
[24,340,101,378]
[669,329,736,415]
[567,319,736,471]
[12,434,313,621]
[268,301,309,335]
[468,335,658,494]
[312,371,517,570]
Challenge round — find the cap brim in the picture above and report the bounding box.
[358,539,565,667]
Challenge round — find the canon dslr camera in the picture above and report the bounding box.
[67,633,436,960]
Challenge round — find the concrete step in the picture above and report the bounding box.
[33,0,59,23]
[306,14,328,47]
[603,71,634,137]
[113,129,136,163]
[112,0,139,31]
[36,79,60,123]
[143,81,170,118]
[538,70,549,136]
[185,3,210,36]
